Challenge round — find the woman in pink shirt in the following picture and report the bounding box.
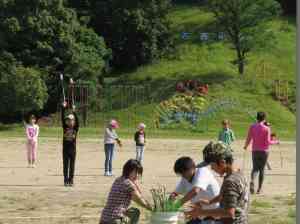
[244,112,279,194]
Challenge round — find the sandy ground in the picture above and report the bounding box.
[0,138,295,224]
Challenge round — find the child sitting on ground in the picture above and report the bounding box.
[99,159,152,224]
[134,123,146,163]
[218,120,235,148]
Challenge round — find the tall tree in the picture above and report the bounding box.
[68,0,174,69]
[0,53,48,121]
[208,0,281,74]
[0,0,109,114]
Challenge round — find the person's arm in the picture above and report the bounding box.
[185,206,235,220]
[231,130,235,142]
[25,126,32,140]
[197,194,222,206]
[244,126,252,150]
[61,103,67,129]
[180,187,202,205]
[134,132,139,143]
[131,187,152,211]
[36,125,40,138]
[73,106,79,131]
[267,127,279,145]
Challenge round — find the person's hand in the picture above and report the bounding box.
[185,204,203,220]
[145,201,153,211]
[62,101,67,108]
[117,139,122,147]
[169,192,178,201]
[196,199,210,206]
[72,105,76,112]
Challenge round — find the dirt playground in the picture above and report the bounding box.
[0,138,295,224]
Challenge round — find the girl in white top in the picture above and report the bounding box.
[103,120,122,176]
[24,115,39,168]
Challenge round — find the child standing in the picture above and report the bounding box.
[25,115,39,168]
[100,159,152,224]
[104,120,122,177]
[218,119,235,148]
[61,101,79,187]
[134,123,146,163]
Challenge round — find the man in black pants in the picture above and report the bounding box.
[61,101,79,187]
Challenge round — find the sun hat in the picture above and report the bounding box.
[202,141,232,163]
[138,123,146,129]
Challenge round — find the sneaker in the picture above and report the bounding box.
[69,180,74,187]
[104,171,109,176]
[32,164,36,168]
[109,172,113,176]
[64,179,69,187]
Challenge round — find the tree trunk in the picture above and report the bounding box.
[238,60,244,74]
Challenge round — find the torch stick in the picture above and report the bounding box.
[70,78,75,109]
[60,73,66,102]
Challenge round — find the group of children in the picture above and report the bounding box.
[23,101,147,186]
[23,108,278,223]
[100,111,279,224]
[100,142,249,224]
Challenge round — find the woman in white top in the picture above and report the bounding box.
[103,120,122,176]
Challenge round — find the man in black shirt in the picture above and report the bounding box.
[61,101,79,187]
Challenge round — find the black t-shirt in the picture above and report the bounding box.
[134,131,146,146]
[61,106,79,149]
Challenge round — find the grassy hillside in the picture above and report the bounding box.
[0,4,296,140]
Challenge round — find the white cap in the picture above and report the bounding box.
[138,123,146,129]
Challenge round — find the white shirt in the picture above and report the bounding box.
[104,127,118,144]
[175,167,220,209]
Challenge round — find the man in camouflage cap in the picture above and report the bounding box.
[187,141,249,224]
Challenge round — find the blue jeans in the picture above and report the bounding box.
[104,144,114,173]
[136,146,145,163]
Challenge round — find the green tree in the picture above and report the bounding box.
[208,0,281,74]
[0,0,109,113]
[0,53,48,119]
[69,0,174,69]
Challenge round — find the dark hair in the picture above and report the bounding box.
[122,159,143,178]
[174,157,195,174]
[257,112,266,122]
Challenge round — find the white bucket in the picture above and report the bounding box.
[150,212,182,224]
